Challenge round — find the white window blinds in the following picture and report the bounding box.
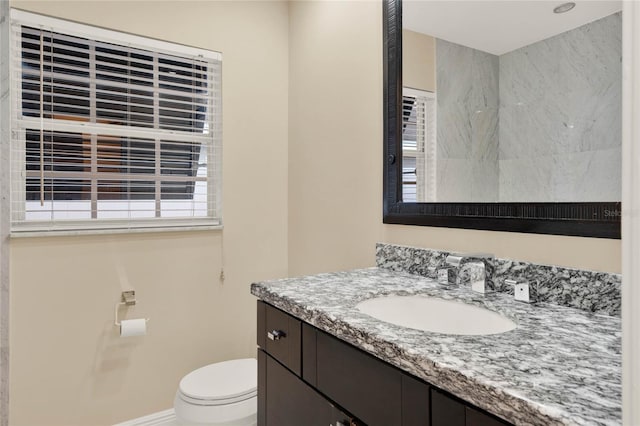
[402,88,436,203]
[9,10,222,233]
[402,94,423,202]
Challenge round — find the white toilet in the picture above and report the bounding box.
[174,358,257,426]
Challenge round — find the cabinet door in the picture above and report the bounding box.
[262,349,350,426]
[431,389,465,426]
[432,388,511,426]
[402,374,430,426]
[316,330,402,426]
[466,406,511,426]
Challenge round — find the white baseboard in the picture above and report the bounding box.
[113,409,176,426]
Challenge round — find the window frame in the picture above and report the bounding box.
[8,9,223,235]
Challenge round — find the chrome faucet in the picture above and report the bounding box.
[439,253,496,294]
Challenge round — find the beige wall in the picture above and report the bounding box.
[403,29,436,92]
[287,0,621,278]
[288,0,383,276]
[9,1,288,425]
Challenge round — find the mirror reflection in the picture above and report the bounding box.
[401,1,622,203]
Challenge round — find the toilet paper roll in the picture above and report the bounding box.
[120,318,147,337]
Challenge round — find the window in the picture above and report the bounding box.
[9,10,222,233]
[402,88,436,203]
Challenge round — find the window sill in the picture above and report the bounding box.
[10,224,223,238]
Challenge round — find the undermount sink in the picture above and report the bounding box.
[356,295,517,335]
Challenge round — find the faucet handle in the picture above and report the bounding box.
[505,279,538,303]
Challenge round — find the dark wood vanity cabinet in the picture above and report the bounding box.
[257,301,512,426]
[257,301,353,426]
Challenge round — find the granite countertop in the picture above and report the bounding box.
[250,268,621,426]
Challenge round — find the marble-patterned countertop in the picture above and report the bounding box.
[251,268,621,426]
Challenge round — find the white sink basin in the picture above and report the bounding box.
[356,295,516,335]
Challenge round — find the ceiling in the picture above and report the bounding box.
[403,0,622,56]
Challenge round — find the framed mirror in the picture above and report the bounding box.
[383,0,621,239]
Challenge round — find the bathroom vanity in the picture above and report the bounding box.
[251,245,621,426]
[257,299,510,426]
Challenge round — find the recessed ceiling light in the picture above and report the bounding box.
[554,2,576,14]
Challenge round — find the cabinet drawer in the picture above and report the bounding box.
[316,330,402,426]
[257,301,301,376]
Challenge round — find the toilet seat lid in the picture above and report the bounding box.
[179,358,257,401]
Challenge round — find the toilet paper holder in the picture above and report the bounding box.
[114,290,150,326]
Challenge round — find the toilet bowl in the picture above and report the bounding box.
[174,358,257,426]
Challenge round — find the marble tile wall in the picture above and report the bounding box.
[498,12,622,202]
[376,243,621,316]
[433,13,621,202]
[435,39,499,202]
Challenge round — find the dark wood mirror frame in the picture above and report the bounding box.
[382,0,621,239]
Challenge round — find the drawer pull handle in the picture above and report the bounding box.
[267,329,286,341]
